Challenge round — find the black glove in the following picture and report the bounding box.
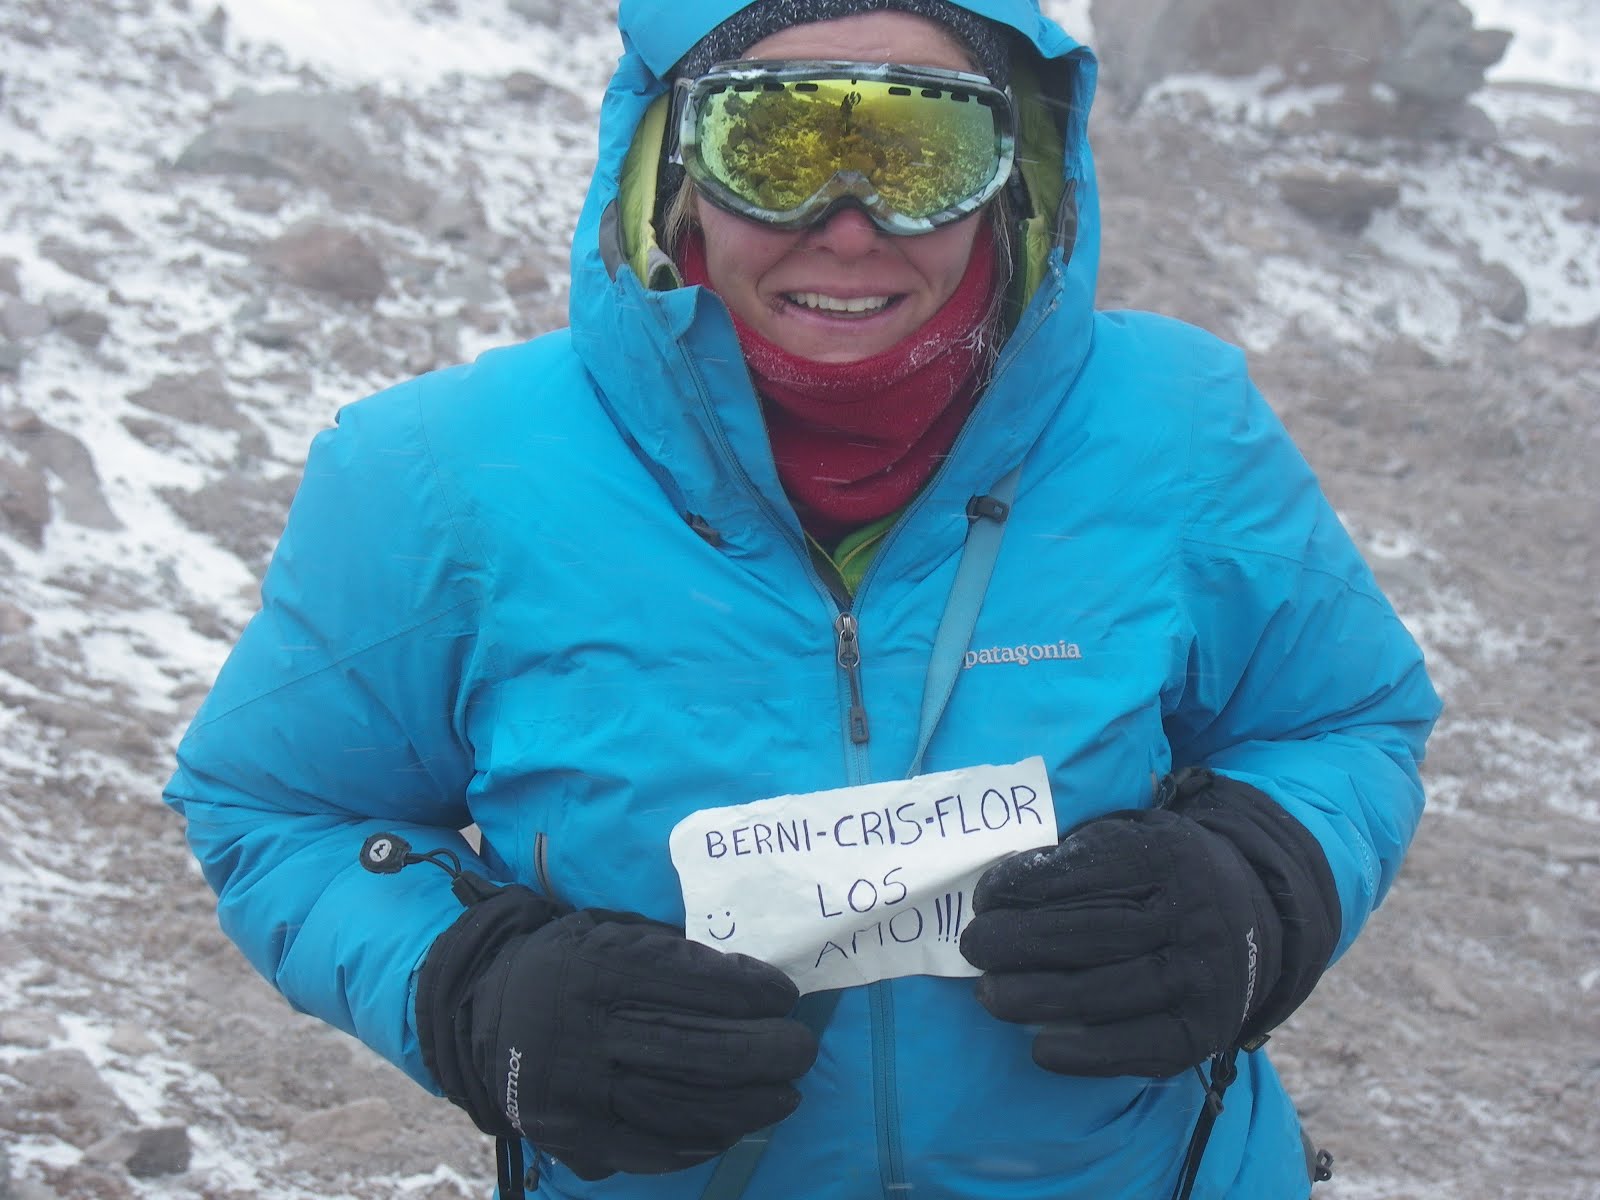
[416,886,819,1179]
[959,768,1341,1078]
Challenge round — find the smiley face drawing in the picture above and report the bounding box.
[706,910,737,941]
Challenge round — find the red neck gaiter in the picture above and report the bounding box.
[680,227,997,544]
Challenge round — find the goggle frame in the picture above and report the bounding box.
[672,59,1018,236]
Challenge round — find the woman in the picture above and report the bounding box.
[166,1,1441,1197]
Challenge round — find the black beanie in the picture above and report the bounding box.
[675,0,1012,87]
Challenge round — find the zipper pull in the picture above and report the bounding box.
[834,613,870,745]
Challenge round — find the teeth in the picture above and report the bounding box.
[787,292,892,314]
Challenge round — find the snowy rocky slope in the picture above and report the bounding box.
[0,0,1596,1197]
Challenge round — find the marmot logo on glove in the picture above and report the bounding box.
[505,1047,524,1134]
[963,639,1083,669]
[1242,929,1259,1023]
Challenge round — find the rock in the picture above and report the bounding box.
[172,90,435,222]
[105,1024,158,1057]
[0,344,22,374]
[240,314,316,349]
[1090,0,1389,108]
[0,257,21,296]
[259,221,388,304]
[1,299,51,341]
[1481,262,1528,324]
[508,0,562,23]
[53,308,111,350]
[200,4,227,49]
[0,410,120,532]
[87,1126,191,1179]
[37,235,104,284]
[174,89,368,180]
[0,1012,64,1048]
[1567,194,1600,225]
[0,457,51,548]
[421,190,487,242]
[125,369,244,430]
[1276,169,1401,233]
[1090,0,1511,118]
[4,1050,136,1133]
[0,600,33,637]
[158,468,300,574]
[505,70,549,102]
[502,261,548,296]
[230,180,289,214]
[288,1098,394,1153]
[125,1127,190,1179]
[328,327,389,378]
[1378,0,1512,106]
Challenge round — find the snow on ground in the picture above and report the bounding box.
[1470,0,1600,91]
[219,0,618,93]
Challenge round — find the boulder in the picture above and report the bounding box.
[86,1126,192,1179]
[1479,262,1529,325]
[1090,0,1511,120]
[0,456,51,548]
[173,90,435,222]
[1378,0,1513,105]
[1275,168,1401,233]
[125,369,246,431]
[52,308,111,350]
[259,221,388,304]
[1,410,121,532]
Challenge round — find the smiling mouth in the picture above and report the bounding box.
[784,291,897,317]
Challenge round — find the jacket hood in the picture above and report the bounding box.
[566,0,1101,554]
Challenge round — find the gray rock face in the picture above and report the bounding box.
[173,90,435,221]
[1091,0,1511,122]
[1380,0,1515,104]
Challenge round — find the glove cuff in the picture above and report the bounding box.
[1161,768,1342,1040]
[416,884,566,1136]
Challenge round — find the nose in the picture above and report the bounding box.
[803,205,882,259]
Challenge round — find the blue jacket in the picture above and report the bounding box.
[167,1,1441,1196]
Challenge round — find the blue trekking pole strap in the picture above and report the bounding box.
[697,464,1023,1200]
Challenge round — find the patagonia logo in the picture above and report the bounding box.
[963,640,1083,669]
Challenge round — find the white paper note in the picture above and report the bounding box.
[670,757,1057,994]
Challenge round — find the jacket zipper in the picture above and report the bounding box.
[844,291,1061,1199]
[834,612,870,745]
[665,283,1062,1199]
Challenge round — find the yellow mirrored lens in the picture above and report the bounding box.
[698,78,999,218]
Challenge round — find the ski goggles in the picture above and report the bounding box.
[672,60,1017,236]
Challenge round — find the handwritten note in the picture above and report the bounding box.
[670,758,1057,993]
